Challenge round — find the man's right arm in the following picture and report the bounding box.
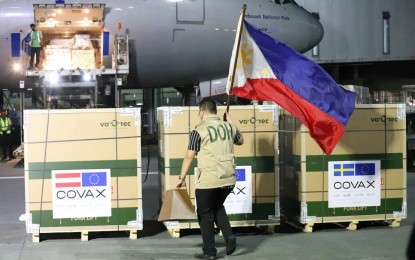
[176,130,200,188]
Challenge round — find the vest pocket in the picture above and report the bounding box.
[216,154,235,179]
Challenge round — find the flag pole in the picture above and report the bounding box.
[226,4,247,113]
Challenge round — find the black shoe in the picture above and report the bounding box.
[225,236,236,255]
[194,253,217,259]
[28,66,33,70]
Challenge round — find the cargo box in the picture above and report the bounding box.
[278,104,407,232]
[157,105,280,237]
[24,108,142,242]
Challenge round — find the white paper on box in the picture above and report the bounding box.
[258,105,279,125]
[122,107,141,126]
[328,160,381,208]
[224,166,253,214]
[162,107,184,126]
[397,104,406,120]
[51,169,112,219]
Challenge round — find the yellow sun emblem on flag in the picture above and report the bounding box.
[237,43,253,68]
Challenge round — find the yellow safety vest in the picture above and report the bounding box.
[0,117,11,135]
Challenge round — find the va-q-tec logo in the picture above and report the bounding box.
[332,163,376,189]
[370,116,398,123]
[238,117,269,125]
[99,120,132,127]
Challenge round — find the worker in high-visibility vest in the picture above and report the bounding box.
[0,109,15,160]
[27,23,43,70]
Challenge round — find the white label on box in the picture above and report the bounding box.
[163,107,184,126]
[51,169,112,219]
[258,105,279,125]
[258,105,275,112]
[121,108,135,115]
[169,107,184,115]
[224,166,253,214]
[397,104,406,120]
[121,108,141,126]
[328,160,381,208]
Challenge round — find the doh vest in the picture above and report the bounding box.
[0,117,11,135]
[194,115,237,189]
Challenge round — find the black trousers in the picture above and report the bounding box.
[195,186,234,256]
[29,47,41,67]
[1,133,13,158]
[408,221,415,260]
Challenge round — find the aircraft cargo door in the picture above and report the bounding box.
[176,0,205,24]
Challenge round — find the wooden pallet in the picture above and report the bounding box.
[163,220,280,238]
[287,217,403,233]
[31,229,139,243]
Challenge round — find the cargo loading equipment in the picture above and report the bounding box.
[22,3,128,109]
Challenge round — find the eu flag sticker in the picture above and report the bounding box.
[235,169,246,182]
[355,163,376,176]
[82,172,107,187]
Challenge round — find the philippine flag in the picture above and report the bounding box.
[226,18,356,155]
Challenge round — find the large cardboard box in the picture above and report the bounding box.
[24,108,142,241]
[278,104,407,232]
[71,49,96,69]
[157,105,280,237]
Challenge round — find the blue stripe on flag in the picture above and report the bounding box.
[82,172,107,187]
[355,163,375,176]
[235,169,245,182]
[343,171,354,176]
[244,21,355,126]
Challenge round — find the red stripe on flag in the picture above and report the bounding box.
[232,78,345,155]
[56,182,81,188]
[55,173,80,178]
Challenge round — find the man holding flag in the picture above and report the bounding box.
[226,6,356,155]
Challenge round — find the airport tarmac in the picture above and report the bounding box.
[0,144,413,260]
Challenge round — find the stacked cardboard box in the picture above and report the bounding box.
[43,48,72,70]
[279,104,407,232]
[71,49,96,69]
[24,108,142,242]
[157,105,280,237]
